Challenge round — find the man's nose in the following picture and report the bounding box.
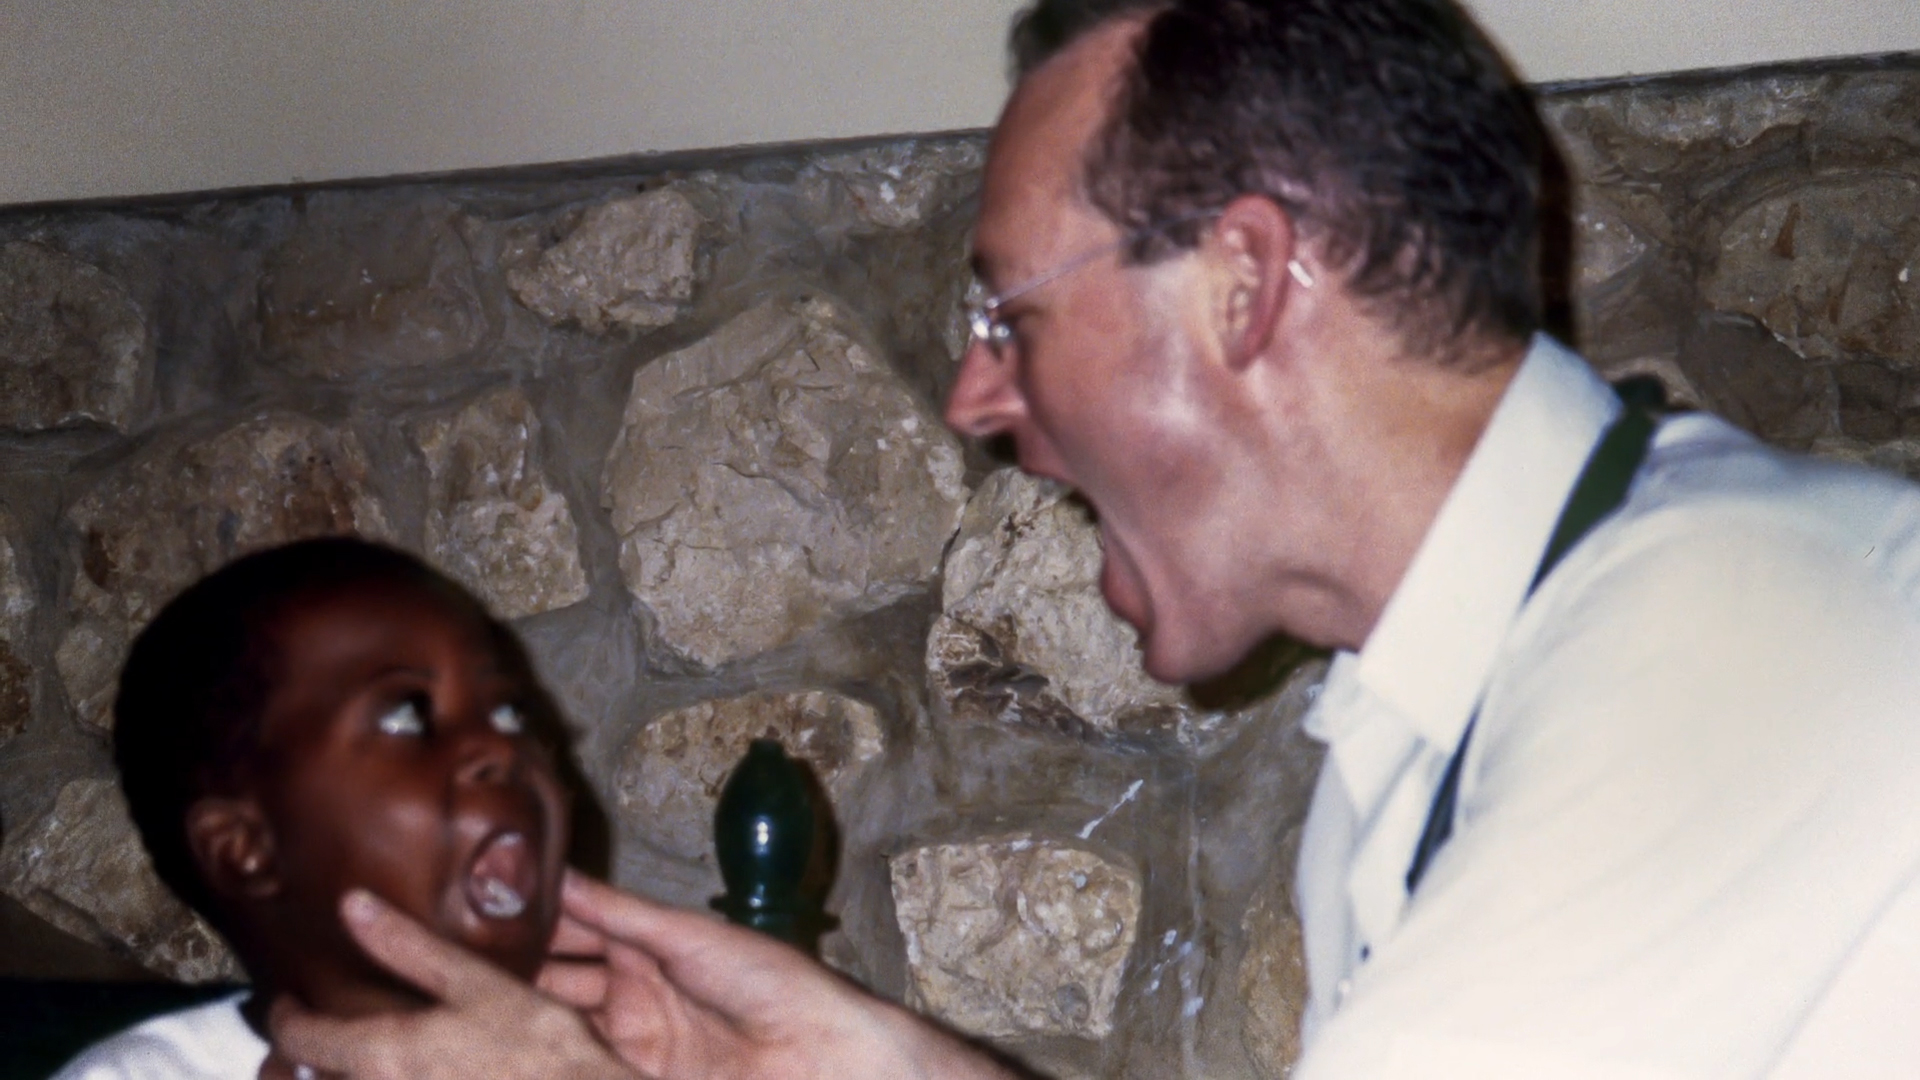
[943,337,1026,437]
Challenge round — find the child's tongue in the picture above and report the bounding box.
[465,831,534,920]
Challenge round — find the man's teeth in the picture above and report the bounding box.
[475,875,527,919]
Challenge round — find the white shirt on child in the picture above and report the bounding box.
[52,993,267,1080]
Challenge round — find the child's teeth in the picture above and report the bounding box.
[476,875,526,919]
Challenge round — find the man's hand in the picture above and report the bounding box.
[538,871,1024,1080]
[270,890,634,1080]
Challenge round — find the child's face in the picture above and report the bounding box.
[244,579,570,987]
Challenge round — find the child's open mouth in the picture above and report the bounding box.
[465,830,537,920]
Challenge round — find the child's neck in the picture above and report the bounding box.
[237,965,433,1042]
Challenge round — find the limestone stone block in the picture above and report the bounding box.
[0,241,151,432]
[1541,76,1822,183]
[412,387,588,620]
[1702,175,1920,368]
[1832,361,1909,441]
[601,295,968,669]
[1570,195,1653,293]
[58,413,393,729]
[613,689,884,863]
[1819,71,1920,153]
[891,836,1141,1039]
[261,193,484,377]
[508,190,704,333]
[1676,312,1834,449]
[0,512,32,746]
[800,140,985,231]
[1809,435,1920,484]
[1239,870,1309,1078]
[930,468,1247,750]
[1612,77,1822,152]
[0,779,242,982]
[0,643,27,747]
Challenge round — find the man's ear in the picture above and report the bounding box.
[185,797,282,902]
[1208,194,1305,371]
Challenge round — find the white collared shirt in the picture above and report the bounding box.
[53,994,265,1080]
[1293,336,1920,1078]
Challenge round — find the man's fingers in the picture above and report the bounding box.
[562,872,828,1014]
[537,958,610,1008]
[561,873,740,961]
[338,889,505,1004]
[270,995,383,1077]
[550,909,608,957]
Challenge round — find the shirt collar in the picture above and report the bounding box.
[1327,334,1620,750]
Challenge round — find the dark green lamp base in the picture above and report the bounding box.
[711,738,834,954]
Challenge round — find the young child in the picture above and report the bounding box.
[55,537,574,1079]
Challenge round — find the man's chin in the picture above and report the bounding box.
[1140,655,1186,687]
[1143,616,1291,688]
[1137,624,1217,687]
[1141,641,1228,687]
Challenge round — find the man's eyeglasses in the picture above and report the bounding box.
[964,211,1222,361]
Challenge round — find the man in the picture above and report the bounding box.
[276,1,1920,1077]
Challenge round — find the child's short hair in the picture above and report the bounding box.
[113,537,483,922]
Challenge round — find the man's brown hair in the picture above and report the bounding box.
[1012,0,1546,353]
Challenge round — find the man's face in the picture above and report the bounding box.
[946,20,1266,683]
[245,580,569,988]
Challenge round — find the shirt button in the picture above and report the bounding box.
[1336,978,1353,1004]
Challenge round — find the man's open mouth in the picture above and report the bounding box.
[464,831,536,920]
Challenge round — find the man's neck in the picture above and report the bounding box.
[1278,325,1529,652]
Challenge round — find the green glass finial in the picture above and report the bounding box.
[711,738,830,951]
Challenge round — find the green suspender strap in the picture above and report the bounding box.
[1403,402,1659,895]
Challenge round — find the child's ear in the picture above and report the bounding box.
[185,797,282,901]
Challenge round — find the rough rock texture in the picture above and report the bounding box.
[1570,193,1654,293]
[613,689,884,863]
[1239,870,1309,1078]
[602,295,968,668]
[800,141,986,231]
[509,190,704,333]
[891,837,1141,1039]
[0,241,151,432]
[261,193,485,377]
[0,511,32,746]
[931,468,1239,751]
[1677,312,1836,449]
[1187,664,1326,1079]
[1539,72,1826,187]
[57,413,392,729]
[1810,435,1920,483]
[413,387,588,620]
[1831,360,1915,441]
[1702,176,1920,369]
[1544,65,1920,446]
[0,780,242,982]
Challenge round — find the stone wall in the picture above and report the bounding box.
[2,56,1917,1078]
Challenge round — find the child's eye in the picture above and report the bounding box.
[488,703,525,735]
[377,700,427,737]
